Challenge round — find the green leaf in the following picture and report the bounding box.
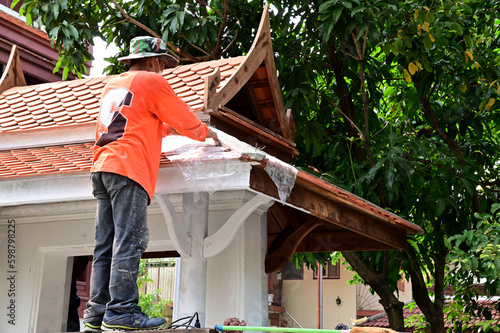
[436,198,446,216]
[68,24,79,40]
[26,12,32,26]
[351,6,366,17]
[319,0,339,13]
[332,7,343,23]
[11,0,21,9]
[62,66,69,80]
[49,26,61,38]
[491,204,500,215]
[53,59,63,73]
[423,34,433,49]
[176,11,185,28]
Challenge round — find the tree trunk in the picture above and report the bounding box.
[406,247,447,333]
[342,252,405,332]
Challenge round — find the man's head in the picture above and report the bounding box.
[118,36,179,72]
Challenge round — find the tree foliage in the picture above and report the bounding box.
[15,0,500,331]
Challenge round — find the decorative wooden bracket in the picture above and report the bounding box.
[204,68,221,113]
[203,193,272,258]
[265,219,322,273]
[0,45,27,94]
[155,194,192,257]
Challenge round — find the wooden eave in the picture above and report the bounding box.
[249,162,422,272]
[204,5,297,163]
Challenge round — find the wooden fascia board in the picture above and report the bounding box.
[0,44,26,94]
[205,46,267,113]
[250,166,412,250]
[295,170,423,235]
[204,5,293,140]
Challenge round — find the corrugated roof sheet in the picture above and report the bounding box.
[0,56,245,133]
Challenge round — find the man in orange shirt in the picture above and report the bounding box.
[84,36,217,332]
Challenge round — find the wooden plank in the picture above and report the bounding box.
[268,231,403,253]
[265,219,322,273]
[250,166,409,251]
[219,106,296,147]
[203,68,221,112]
[206,47,267,112]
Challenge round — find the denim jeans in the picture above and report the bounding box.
[84,172,149,323]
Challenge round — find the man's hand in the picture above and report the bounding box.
[207,129,219,145]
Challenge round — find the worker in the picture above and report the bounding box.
[83,36,217,332]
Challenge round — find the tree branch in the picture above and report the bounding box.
[222,29,238,54]
[419,96,482,212]
[108,0,200,63]
[343,251,405,331]
[212,0,229,59]
[351,28,375,167]
[326,40,366,163]
[195,0,224,18]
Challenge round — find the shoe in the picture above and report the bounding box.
[102,310,167,331]
[83,321,103,332]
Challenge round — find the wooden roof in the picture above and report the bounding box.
[0,6,421,272]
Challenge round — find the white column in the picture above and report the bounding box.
[177,192,209,325]
[205,202,271,328]
[239,210,268,326]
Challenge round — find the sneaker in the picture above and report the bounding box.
[102,310,167,331]
[83,321,103,332]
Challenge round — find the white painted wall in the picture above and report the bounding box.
[205,209,269,328]
[0,189,270,333]
[0,200,97,333]
[281,263,357,329]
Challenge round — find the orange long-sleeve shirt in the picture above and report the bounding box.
[92,71,208,201]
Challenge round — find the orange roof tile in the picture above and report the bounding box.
[0,56,245,134]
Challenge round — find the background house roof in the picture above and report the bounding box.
[0,3,83,83]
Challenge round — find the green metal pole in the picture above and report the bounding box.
[215,325,347,333]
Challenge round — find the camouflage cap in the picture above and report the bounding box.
[117,36,179,68]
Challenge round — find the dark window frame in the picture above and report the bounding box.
[313,261,340,280]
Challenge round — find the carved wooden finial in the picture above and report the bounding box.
[0,45,27,94]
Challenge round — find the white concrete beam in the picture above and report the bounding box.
[0,160,254,207]
[0,124,95,150]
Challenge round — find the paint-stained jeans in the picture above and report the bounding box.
[84,172,149,323]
